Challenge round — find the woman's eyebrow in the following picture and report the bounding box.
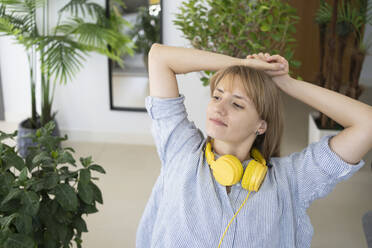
[216,88,249,102]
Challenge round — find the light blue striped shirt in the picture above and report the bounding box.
[136,94,365,248]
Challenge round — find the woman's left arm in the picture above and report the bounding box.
[251,53,372,165]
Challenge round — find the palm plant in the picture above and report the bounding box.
[314,0,372,129]
[0,0,135,129]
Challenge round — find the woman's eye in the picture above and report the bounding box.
[233,103,244,109]
[213,96,244,109]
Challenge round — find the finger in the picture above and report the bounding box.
[268,54,281,59]
[255,54,269,63]
[266,54,284,62]
[258,52,265,60]
[267,62,284,70]
[264,53,271,61]
[267,55,286,64]
[267,65,287,74]
[266,54,280,61]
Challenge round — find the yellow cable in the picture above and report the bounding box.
[217,190,252,248]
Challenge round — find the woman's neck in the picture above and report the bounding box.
[212,137,255,162]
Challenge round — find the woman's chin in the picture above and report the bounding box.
[206,128,224,140]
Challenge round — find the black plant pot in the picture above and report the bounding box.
[16,116,61,159]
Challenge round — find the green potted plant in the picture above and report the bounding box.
[309,0,372,144]
[0,0,135,158]
[0,120,105,248]
[127,5,162,72]
[173,0,302,86]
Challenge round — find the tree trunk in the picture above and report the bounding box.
[346,22,366,100]
[320,0,338,129]
[347,50,365,99]
[329,33,348,128]
[315,23,327,87]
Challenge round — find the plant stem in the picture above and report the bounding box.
[28,49,37,128]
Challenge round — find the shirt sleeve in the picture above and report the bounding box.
[145,94,204,169]
[279,134,365,209]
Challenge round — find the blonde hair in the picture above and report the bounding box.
[208,65,284,161]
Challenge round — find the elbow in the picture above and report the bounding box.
[149,43,162,58]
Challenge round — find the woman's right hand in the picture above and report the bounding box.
[242,53,284,72]
[246,53,289,78]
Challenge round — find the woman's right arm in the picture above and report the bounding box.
[148,43,282,98]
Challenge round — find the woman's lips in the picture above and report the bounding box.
[210,118,227,126]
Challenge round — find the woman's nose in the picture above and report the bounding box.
[215,100,227,115]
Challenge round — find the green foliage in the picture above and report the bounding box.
[173,0,301,85]
[315,0,331,25]
[316,0,372,38]
[0,121,106,248]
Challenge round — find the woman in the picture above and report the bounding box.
[136,43,372,248]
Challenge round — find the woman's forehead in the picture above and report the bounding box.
[215,74,246,94]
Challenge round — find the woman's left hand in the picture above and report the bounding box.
[247,53,289,81]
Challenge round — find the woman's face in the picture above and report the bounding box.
[206,74,266,144]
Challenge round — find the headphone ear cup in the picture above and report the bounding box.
[212,155,243,186]
[241,160,268,191]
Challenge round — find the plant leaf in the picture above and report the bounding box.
[43,231,58,248]
[0,172,15,195]
[73,216,88,233]
[88,164,106,174]
[18,167,27,182]
[43,172,59,190]
[14,214,32,235]
[20,191,39,216]
[32,151,52,165]
[0,213,19,230]
[1,188,22,206]
[53,184,78,212]
[4,233,34,248]
[3,149,25,171]
[58,150,76,166]
[90,181,103,204]
[77,181,93,205]
[79,169,90,186]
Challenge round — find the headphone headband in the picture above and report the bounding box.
[205,138,266,166]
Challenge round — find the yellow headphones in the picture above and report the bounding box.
[205,138,268,192]
[204,138,269,248]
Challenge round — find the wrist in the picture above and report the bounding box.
[272,74,292,89]
[231,58,247,67]
[272,74,291,83]
[240,58,252,67]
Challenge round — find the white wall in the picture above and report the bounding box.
[1,0,371,145]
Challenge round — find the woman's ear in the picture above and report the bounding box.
[258,120,267,135]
